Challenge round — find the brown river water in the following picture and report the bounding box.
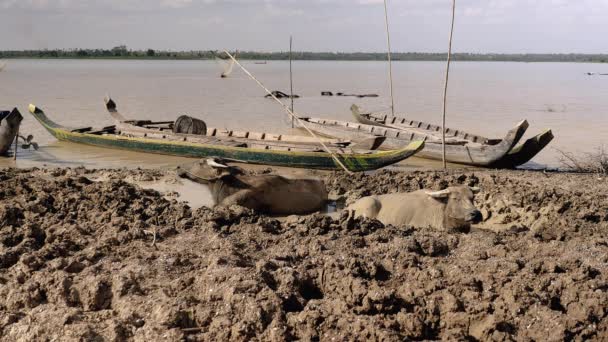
[1,59,607,170]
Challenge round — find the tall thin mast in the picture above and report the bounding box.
[289,36,295,128]
[442,0,456,170]
[384,0,395,116]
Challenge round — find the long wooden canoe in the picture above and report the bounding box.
[104,97,386,151]
[350,104,553,168]
[299,113,528,167]
[29,104,424,172]
[0,108,22,155]
[351,104,498,144]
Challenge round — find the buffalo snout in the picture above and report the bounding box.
[465,209,483,224]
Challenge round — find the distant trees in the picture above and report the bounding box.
[0,48,607,63]
[111,45,128,57]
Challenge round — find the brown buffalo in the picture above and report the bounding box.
[347,185,482,231]
[177,158,328,215]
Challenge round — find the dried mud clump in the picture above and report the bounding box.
[1,168,608,341]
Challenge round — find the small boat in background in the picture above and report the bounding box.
[28,102,424,172]
[0,108,23,155]
[350,105,553,168]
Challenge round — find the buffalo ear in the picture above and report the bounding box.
[218,169,234,178]
[470,187,481,194]
[426,189,451,199]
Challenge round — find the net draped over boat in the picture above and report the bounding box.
[173,115,207,135]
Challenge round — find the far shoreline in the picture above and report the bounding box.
[2,50,608,63]
[2,57,608,65]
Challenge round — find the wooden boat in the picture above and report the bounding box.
[350,105,553,168]
[0,108,23,155]
[104,97,386,151]
[299,108,528,167]
[29,104,425,172]
[487,129,554,169]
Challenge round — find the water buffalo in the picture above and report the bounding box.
[347,186,482,231]
[177,158,328,215]
[0,108,23,155]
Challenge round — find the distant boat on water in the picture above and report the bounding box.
[254,61,268,65]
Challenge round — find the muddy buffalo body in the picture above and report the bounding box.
[178,158,328,216]
[347,186,482,232]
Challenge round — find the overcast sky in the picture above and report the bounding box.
[0,0,606,53]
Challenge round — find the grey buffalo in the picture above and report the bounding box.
[347,186,482,231]
[177,158,328,215]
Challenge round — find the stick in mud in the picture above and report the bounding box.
[384,0,395,116]
[13,127,18,161]
[441,0,457,170]
[289,35,295,128]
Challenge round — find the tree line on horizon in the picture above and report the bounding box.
[1,46,607,63]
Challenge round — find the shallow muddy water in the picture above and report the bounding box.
[1,59,607,169]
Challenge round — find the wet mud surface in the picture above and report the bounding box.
[1,167,607,341]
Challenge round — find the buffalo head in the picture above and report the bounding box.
[177,158,244,183]
[426,186,482,231]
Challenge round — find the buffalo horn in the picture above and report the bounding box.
[426,189,451,199]
[206,159,229,168]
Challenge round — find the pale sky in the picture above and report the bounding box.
[0,0,606,53]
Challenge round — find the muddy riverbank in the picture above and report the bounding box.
[1,166,607,341]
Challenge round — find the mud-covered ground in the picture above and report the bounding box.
[1,167,607,341]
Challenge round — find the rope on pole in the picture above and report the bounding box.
[442,0,456,170]
[223,50,354,174]
[384,0,396,116]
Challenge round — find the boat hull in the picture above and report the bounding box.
[350,105,552,168]
[29,105,424,172]
[301,117,528,167]
[488,129,554,169]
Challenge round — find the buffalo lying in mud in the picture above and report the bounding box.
[177,158,327,215]
[347,186,482,232]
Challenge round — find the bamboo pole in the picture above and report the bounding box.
[289,36,295,128]
[223,50,354,174]
[442,0,456,170]
[384,0,395,116]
